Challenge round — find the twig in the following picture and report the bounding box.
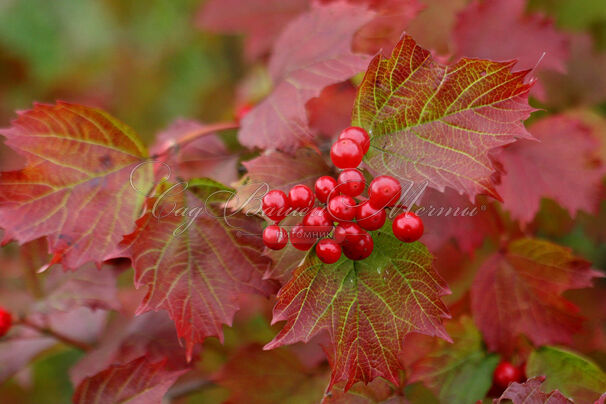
[153,122,240,159]
[18,317,94,352]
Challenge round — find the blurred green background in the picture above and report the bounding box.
[0,0,244,146]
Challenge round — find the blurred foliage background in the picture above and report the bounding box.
[0,0,605,402]
[0,0,244,146]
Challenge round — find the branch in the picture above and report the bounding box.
[152,122,240,159]
[18,317,94,352]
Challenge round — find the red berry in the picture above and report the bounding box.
[356,201,386,231]
[302,207,333,241]
[0,307,12,337]
[288,184,314,212]
[262,225,288,250]
[330,139,363,169]
[315,176,338,204]
[316,239,342,264]
[493,361,523,390]
[290,224,316,251]
[392,212,424,242]
[335,222,365,242]
[327,194,357,223]
[262,190,290,223]
[368,175,401,208]
[333,224,348,244]
[337,169,365,197]
[342,229,374,260]
[338,126,370,154]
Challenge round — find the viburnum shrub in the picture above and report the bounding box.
[0,0,605,403]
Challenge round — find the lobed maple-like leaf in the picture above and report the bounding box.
[122,181,277,359]
[73,356,187,404]
[230,148,331,214]
[150,119,239,185]
[454,0,569,75]
[409,316,499,403]
[526,346,606,403]
[238,2,374,152]
[352,35,535,200]
[197,0,308,60]
[471,238,603,354]
[265,225,450,390]
[493,115,605,224]
[0,102,152,269]
[494,376,573,404]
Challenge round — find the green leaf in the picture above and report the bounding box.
[409,316,499,404]
[527,346,606,402]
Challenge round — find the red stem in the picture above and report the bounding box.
[18,317,94,352]
[153,121,240,159]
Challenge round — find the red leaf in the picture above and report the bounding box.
[0,102,152,269]
[39,263,121,312]
[197,0,308,60]
[70,311,190,386]
[73,356,187,404]
[454,0,569,80]
[542,34,606,107]
[406,0,468,55]
[150,119,239,185]
[216,344,328,404]
[352,35,535,200]
[0,328,55,383]
[419,188,500,254]
[230,148,331,214]
[265,227,450,390]
[495,376,573,404]
[471,238,603,354]
[493,115,605,224]
[122,183,277,359]
[308,82,358,137]
[350,0,425,56]
[238,2,374,152]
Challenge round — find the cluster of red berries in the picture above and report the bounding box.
[0,306,12,337]
[262,127,424,264]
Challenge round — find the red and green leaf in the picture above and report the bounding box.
[409,316,499,403]
[122,182,277,359]
[352,35,535,200]
[526,346,606,403]
[73,356,187,404]
[265,225,450,390]
[0,102,152,269]
[471,238,603,354]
